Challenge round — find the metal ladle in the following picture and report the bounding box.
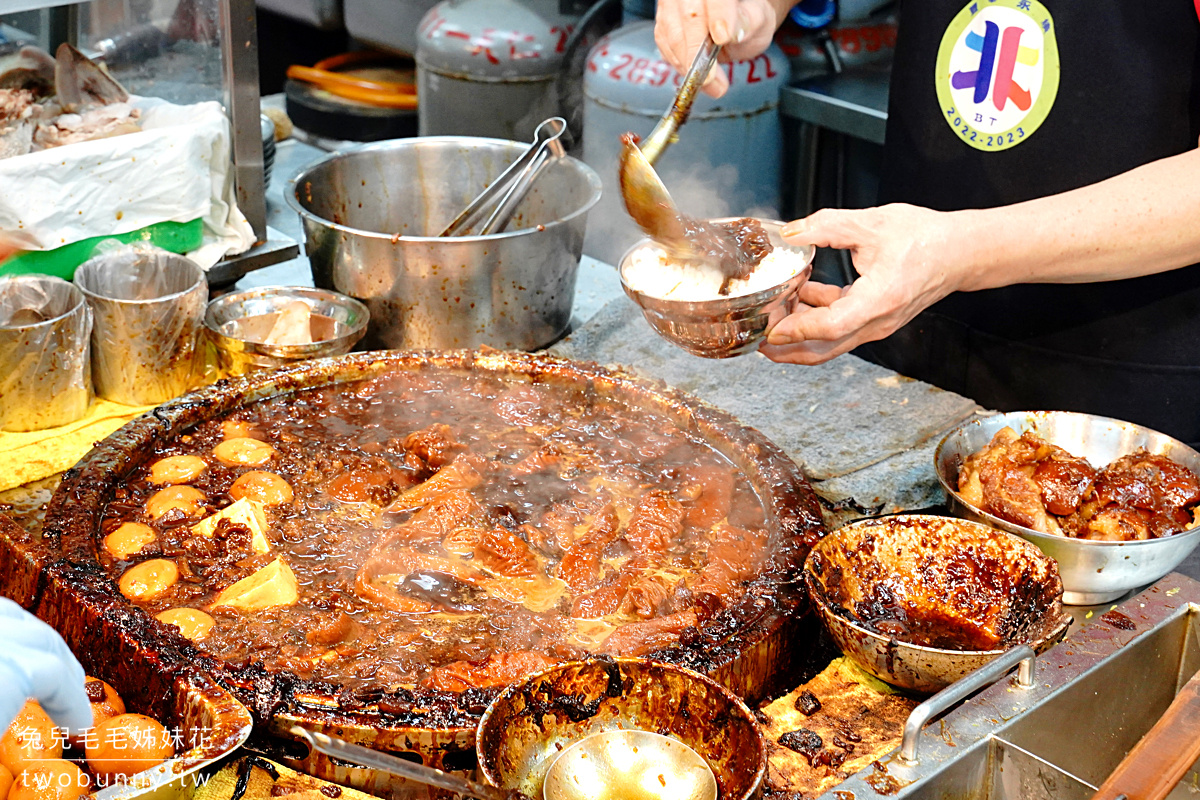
[542,729,718,800]
[617,38,720,260]
[439,116,568,237]
[291,726,717,800]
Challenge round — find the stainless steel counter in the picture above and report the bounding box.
[780,68,890,146]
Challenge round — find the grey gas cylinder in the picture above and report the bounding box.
[581,21,790,264]
[417,0,580,139]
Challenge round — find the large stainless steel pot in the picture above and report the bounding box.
[287,137,602,351]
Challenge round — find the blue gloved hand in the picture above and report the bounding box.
[0,598,92,734]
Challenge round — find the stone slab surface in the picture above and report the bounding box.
[550,300,981,482]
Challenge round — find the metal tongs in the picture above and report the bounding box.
[290,727,508,800]
[439,117,568,237]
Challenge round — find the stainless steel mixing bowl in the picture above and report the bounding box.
[935,410,1200,605]
[618,219,814,359]
[805,514,1070,693]
[287,136,602,351]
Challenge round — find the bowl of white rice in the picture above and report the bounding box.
[619,218,815,358]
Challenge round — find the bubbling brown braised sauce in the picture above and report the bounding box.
[98,370,777,694]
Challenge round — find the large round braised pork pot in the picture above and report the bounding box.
[40,351,825,797]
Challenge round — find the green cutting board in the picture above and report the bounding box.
[0,219,204,280]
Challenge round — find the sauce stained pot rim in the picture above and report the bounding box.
[41,350,825,730]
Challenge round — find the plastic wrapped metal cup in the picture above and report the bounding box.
[75,249,207,406]
[0,275,94,432]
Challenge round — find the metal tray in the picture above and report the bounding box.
[818,571,1200,799]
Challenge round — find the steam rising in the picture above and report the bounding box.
[583,152,780,265]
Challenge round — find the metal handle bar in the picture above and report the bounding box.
[899,644,1036,765]
[289,726,505,800]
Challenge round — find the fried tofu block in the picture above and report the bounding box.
[193,498,271,554]
[211,557,299,612]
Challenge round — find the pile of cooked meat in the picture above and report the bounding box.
[0,43,140,160]
[958,427,1200,540]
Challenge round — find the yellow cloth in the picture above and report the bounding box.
[194,757,381,799]
[0,399,155,492]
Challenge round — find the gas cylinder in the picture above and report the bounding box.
[581,21,790,263]
[774,12,897,82]
[417,0,579,139]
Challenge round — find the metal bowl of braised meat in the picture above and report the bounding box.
[804,515,1070,693]
[30,349,824,797]
[478,657,765,800]
[935,411,1200,604]
[619,218,814,359]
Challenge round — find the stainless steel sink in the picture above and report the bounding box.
[816,573,1200,799]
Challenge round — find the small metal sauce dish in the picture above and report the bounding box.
[935,410,1200,604]
[204,286,369,376]
[618,218,814,359]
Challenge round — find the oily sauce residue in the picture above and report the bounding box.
[865,761,910,796]
[98,369,781,695]
[808,517,1061,651]
[1100,609,1136,630]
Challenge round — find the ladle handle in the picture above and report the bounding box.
[289,726,506,800]
[639,37,720,164]
[898,644,1036,766]
[1088,665,1200,800]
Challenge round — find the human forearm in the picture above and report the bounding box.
[762,144,1200,365]
[951,145,1200,291]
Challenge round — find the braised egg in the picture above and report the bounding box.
[118,559,179,601]
[86,714,174,780]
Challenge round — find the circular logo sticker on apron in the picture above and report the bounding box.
[935,0,1059,151]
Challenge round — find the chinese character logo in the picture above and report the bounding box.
[935,0,1059,152]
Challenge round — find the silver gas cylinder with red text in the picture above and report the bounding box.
[417,0,580,139]
[774,14,896,81]
[581,21,790,263]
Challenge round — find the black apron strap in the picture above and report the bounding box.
[863,0,1200,442]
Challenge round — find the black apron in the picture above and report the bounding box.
[859,0,1200,443]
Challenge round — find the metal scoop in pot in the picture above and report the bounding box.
[543,729,717,800]
[439,116,568,237]
[291,725,717,800]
